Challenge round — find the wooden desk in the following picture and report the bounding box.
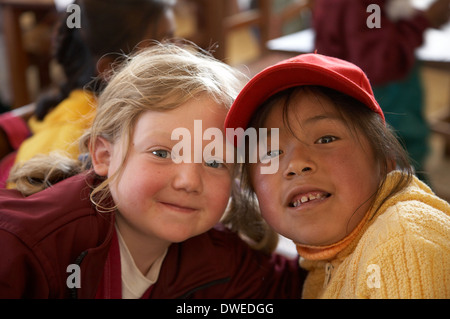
[267,0,450,67]
[267,23,450,68]
[0,0,55,108]
[266,27,314,54]
[416,23,450,70]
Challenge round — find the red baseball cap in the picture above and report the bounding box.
[225,53,384,140]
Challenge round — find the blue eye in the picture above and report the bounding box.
[205,159,223,169]
[316,136,337,144]
[152,150,170,158]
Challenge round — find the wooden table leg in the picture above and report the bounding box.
[1,5,30,108]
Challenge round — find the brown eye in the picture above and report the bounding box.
[261,150,283,162]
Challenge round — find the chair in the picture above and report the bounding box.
[0,0,57,109]
[180,0,313,61]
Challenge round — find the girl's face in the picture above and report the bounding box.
[93,96,233,248]
[250,91,381,246]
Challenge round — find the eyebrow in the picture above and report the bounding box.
[264,113,345,137]
[151,131,173,137]
[134,130,174,144]
[302,113,344,126]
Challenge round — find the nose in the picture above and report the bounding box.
[171,163,203,193]
[283,148,316,179]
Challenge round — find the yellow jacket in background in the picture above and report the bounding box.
[15,90,96,164]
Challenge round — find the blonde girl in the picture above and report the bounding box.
[0,43,304,299]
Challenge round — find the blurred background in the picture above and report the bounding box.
[0,0,448,210]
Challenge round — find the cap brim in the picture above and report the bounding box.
[225,60,383,131]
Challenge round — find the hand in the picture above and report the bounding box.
[424,0,450,29]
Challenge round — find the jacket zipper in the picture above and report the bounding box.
[323,262,334,288]
[177,277,231,299]
[69,250,88,299]
[69,250,230,299]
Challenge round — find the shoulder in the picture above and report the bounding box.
[360,198,450,260]
[0,172,106,247]
[353,200,450,298]
[366,198,450,248]
[0,172,113,297]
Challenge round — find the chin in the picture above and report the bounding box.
[292,230,337,247]
[164,227,205,244]
[166,233,194,243]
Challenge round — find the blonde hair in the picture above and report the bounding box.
[80,41,246,211]
[9,42,278,253]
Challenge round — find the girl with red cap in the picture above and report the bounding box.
[225,53,450,298]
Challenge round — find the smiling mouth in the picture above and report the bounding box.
[160,202,198,213]
[288,192,331,208]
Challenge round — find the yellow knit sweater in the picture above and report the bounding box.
[15,89,96,163]
[299,171,450,299]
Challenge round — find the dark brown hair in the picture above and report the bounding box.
[35,0,175,120]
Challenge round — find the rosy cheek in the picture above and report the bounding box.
[258,198,281,233]
[254,175,273,199]
[207,177,232,215]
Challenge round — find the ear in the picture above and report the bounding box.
[90,137,113,176]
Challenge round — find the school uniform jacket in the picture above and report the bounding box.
[0,171,305,298]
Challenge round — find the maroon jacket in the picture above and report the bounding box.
[312,0,430,86]
[0,172,305,298]
[0,113,30,188]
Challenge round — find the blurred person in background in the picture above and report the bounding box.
[312,0,450,183]
[0,0,176,188]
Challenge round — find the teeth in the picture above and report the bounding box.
[291,193,327,207]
